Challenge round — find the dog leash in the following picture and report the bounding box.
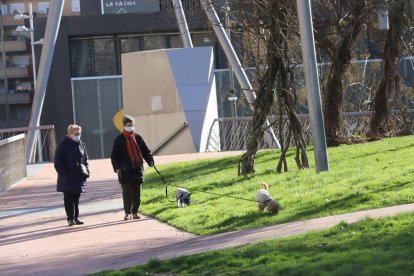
[153,166,267,204]
[153,166,176,203]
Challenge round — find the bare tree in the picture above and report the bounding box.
[313,0,377,146]
[370,0,409,138]
[231,0,308,175]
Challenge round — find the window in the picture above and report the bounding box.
[9,3,26,15]
[37,2,50,14]
[11,56,30,67]
[70,37,117,77]
[69,31,227,77]
[71,0,80,13]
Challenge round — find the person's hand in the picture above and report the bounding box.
[116,169,121,174]
[148,161,154,167]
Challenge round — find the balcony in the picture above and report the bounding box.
[0,67,29,78]
[2,40,27,52]
[1,15,21,26]
[0,91,32,105]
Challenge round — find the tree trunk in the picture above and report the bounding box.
[313,1,369,146]
[370,1,405,138]
[238,68,275,176]
[323,19,366,146]
[277,59,309,171]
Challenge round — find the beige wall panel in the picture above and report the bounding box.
[133,112,195,155]
[122,51,176,91]
[133,116,156,148]
[123,86,183,117]
[155,128,196,155]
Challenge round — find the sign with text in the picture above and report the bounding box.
[101,0,160,14]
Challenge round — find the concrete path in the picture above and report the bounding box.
[0,151,413,275]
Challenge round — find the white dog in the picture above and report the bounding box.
[256,182,280,214]
[176,188,191,207]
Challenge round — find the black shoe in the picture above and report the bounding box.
[74,219,84,225]
[68,220,76,226]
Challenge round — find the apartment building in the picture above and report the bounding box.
[0,0,80,128]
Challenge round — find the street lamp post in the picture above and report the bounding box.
[15,3,44,162]
[25,0,65,163]
[296,0,329,172]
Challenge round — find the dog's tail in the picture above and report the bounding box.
[261,182,271,190]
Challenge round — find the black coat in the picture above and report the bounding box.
[54,136,89,193]
[111,133,154,184]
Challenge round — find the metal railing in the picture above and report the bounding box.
[206,110,414,152]
[0,125,57,164]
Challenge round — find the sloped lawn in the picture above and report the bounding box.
[94,213,414,275]
[140,136,414,235]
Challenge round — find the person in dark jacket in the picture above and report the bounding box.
[111,115,154,220]
[54,124,89,226]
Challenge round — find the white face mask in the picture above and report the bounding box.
[71,135,81,142]
[125,126,135,132]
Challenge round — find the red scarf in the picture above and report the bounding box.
[122,130,143,168]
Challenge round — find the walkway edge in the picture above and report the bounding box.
[118,203,414,269]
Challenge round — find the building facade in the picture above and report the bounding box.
[0,0,80,128]
[29,0,236,158]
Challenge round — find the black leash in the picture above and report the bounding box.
[153,166,176,203]
[153,166,265,204]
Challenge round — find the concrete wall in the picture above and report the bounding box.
[0,134,27,193]
[122,47,219,155]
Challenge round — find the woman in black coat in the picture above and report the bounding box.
[54,124,89,226]
[111,115,154,220]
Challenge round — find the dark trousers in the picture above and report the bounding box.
[121,182,141,214]
[64,192,81,221]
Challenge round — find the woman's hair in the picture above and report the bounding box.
[123,115,135,126]
[67,124,82,134]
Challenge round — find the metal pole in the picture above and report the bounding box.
[200,0,280,148]
[0,6,10,128]
[224,0,235,95]
[296,0,329,172]
[29,3,37,89]
[26,0,65,163]
[224,0,237,118]
[28,3,43,162]
[172,0,193,48]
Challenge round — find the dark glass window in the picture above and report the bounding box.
[70,31,229,77]
[69,37,117,77]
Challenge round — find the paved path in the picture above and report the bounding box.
[0,151,413,275]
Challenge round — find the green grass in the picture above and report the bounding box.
[140,136,414,235]
[93,213,414,276]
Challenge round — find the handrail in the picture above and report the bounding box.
[0,134,25,147]
[0,125,55,134]
[214,109,414,122]
[152,122,188,155]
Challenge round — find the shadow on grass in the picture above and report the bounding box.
[197,180,413,234]
[99,214,414,275]
[281,180,413,223]
[349,143,414,160]
[145,156,240,187]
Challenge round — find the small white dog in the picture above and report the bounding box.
[256,182,280,214]
[176,188,191,207]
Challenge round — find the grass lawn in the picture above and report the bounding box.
[94,213,414,276]
[140,136,414,235]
